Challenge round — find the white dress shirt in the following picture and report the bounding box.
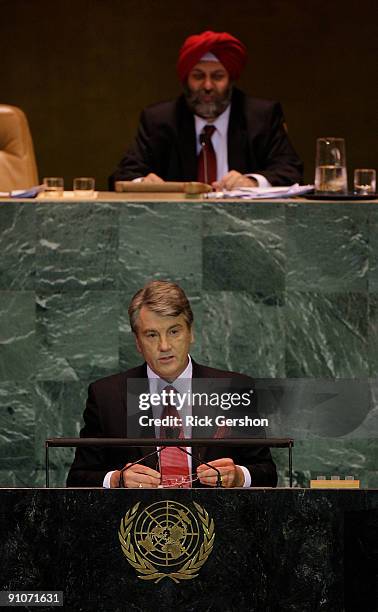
[194,106,271,187]
[103,355,252,487]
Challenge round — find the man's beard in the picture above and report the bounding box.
[184,85,232,120]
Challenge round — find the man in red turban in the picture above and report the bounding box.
[110,31,302,190]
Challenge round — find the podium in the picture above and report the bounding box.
[46,437,293,488]
[0,488,376,611]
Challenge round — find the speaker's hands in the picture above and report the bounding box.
[111,463,161,488]
[142,173,165,184]
[197,458,245,488]
[212,171,258,191]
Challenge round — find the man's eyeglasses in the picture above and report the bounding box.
[159,474,200,488]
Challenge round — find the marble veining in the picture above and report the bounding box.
[286,203,369,292]
[36,202,119,291]
[0,199,377,488]
[0,203,35,290]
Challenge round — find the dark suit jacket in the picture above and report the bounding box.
[109,88,303,188]
[66,361,277,488]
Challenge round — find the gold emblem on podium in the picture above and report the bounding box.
[118,500,215,583]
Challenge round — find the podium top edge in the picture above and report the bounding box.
[45,437,294,448]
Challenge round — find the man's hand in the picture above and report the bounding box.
[197,458,245,488]
[110,463,161,488]
[142,173,165,184]
[212,171,258,191]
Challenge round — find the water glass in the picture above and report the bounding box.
[353,169,376,195]
[73,177,95,197]
[315,137,348,194]
[43,177,64,197]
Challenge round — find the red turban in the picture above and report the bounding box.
[177,30,247,82]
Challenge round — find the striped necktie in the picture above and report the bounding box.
[159,385,190,487]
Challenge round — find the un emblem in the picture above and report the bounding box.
[118,500,215,583]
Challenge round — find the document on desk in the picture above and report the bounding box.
[206,184,314,199]
[0,185,44,198]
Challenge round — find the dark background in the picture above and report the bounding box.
[1,0,377,189]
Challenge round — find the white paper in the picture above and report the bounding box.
[206,184,314,200]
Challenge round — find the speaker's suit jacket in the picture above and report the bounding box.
[109,88,303,188]
[66,361,277,487]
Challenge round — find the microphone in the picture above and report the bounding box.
[165,426,180,439]
[199,130,208,185]
[199,132,206,146]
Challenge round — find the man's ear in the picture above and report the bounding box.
[190,326,194,344]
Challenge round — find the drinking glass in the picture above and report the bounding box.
[315,137,348,194]
[43,177,64,197]
[353,169,376,195]
[73,177,95,197]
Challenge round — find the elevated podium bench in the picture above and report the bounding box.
[0,488,376,611]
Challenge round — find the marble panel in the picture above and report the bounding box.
[0,198,377,489]
[202,291,285,377]
[118,308,141,373]
[289,438,378,485]
[257,378,374,440]
[34,381,88,469]
[368,208,378,292]
[36,201,119,290]
[368,294,378,376]
[35,468,68,488]
[0,202,35,290]
[203,202,285,294]
[0,469,44,488]
[0,382,34,479]
[0,291,36,381]
[36,291,119,381]
[118,201,202,295]
[285,292,368,377]
[286,203,369,292]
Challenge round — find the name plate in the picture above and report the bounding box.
[310,479,360,489]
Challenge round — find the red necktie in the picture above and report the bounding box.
[159,386,190,487]
[197,124,217,185]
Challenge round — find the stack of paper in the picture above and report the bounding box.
[206,184,314,199]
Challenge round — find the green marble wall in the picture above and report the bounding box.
[0,199,377,487]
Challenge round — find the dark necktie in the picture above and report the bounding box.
[159,386,190,487]
[197,124,217,185]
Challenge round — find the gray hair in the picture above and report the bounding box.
[128,280,193,333]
